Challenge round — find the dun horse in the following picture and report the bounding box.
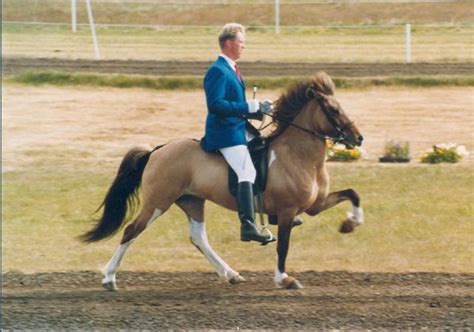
[81,71,364,290]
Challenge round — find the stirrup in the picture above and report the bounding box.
[259,226,276,246]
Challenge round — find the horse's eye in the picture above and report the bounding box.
[332,108,341,115]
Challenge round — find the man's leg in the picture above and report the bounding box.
[220,145,271,243]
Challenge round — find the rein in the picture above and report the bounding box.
[262,99,353,143]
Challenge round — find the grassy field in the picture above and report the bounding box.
[3,23,473,62]
[3,164,473,274]
[2,84,473,273]
[9,71,474,90]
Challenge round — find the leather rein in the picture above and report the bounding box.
[262,98,353,143]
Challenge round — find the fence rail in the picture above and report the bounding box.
[3,0,473,62]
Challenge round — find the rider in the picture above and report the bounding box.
[200,23,272,244]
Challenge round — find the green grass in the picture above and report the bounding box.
[3,23,473,62]
[8,71,474,90]
[3,163,473,273]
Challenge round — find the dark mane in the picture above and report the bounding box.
[269,71,335,137]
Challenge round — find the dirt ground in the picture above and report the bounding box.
[3,84,473,173]
[3,61,473,329]
[4,56,474,77]
[2,271,473,329]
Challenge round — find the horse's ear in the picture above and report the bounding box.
[313,90,327,102]
[305,86,315,99]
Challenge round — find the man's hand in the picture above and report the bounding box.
[260,99,273,114]
[248,99,260,113]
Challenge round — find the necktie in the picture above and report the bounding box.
[234,64,242,81]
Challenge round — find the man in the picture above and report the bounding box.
[200,23,272,244]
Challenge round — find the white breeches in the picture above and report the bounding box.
[220,144,256,183]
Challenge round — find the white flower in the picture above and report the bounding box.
[456,145,469,156]
[333,143,346,151]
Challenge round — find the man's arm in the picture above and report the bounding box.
[204,67,254,118]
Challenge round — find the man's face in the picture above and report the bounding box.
[226,32,246,61]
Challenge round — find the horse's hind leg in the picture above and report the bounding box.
[101,205,164,291]
[176,195,245,285]
[306,189,364,233]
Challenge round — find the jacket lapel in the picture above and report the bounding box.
[218,57,246,90]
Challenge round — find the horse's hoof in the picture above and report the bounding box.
[280,276,304,290]
[339,218,355,233]
[228,274,246,285]
[102,281,118,291]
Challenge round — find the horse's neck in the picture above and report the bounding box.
[271,111,327,170]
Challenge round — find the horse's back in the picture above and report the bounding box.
[142,138,232,207]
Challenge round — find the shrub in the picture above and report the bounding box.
[327,142,363,162]
[379,141,411,163]
[420,143,469,164]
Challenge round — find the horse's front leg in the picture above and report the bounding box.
[274,211,303,289]
[306,189,364,233]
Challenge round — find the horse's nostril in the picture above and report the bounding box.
[358,135,364,143]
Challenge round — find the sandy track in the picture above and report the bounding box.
[2,271,473,329]
[3,85,473,174]
[4,56,474,77]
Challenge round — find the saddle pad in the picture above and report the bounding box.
[228,136,270,197]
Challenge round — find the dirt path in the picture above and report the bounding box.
[2,271,473,329]
[3,85,473,174]
[4,56,474,77]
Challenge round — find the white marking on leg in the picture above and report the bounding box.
[346,206,364,225]
[189,218,239,281]
[274,255,288,285]
[269,149,277,167]
[147,208,162,227]
[102,239,135,284]
[101,210,160,287]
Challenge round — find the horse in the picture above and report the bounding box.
[81,71,364,290]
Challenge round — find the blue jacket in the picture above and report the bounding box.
[200,56,249,151]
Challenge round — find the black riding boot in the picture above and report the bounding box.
[237,182,272,243]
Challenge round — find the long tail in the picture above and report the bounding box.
[81,146,155,243]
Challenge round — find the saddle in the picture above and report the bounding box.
[228,135,270,197]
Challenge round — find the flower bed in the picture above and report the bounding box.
[420,143,469,164]
[379,141,411,163]
[327,142,363,162]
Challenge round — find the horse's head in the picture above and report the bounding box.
[306,72,363,149]
[271,72,363,148]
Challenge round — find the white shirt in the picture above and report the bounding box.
[219,54,237,72]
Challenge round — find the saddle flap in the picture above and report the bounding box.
[228,136,270,197]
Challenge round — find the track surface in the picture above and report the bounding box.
[3,56,474,77]
[3,271,473,329]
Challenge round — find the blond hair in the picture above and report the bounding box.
[218,23,245,49]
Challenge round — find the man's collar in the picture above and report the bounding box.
[219,54,236,71]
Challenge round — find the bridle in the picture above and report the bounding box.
[262,97,353,143]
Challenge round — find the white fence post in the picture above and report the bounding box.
[405,23,412,63]
[71,0,77,32]
[85,0,101,60]
[275,0,280,34]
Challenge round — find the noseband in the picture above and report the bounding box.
[264,98,353,143]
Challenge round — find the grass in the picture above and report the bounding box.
[2,163,473,274]
[3,23,473,62]
[4,0,473,26]
[8,71,474,90]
